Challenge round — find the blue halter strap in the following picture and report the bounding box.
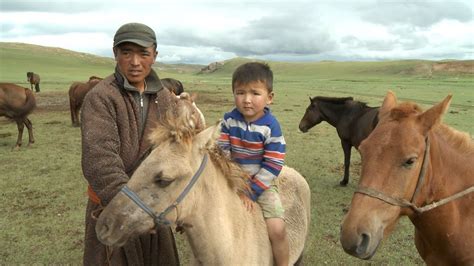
[120,154,208,226]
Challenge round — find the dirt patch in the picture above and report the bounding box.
[432,61,474,74]
[34,91,69,113]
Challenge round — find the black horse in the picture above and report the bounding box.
[299,96,379,186]
[26,72,40,92]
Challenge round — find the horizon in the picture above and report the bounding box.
[2,41,471,67]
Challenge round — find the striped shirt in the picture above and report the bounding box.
[218,107,286,199]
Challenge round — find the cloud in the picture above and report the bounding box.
[0,0,472,64]
[0,0,107,13]
[361,0,473,27]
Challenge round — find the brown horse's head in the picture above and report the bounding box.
[299,97,324,132]
[340,91,452,260]
[298,96,353,132]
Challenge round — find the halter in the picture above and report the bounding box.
[355,137,474,214]
[120,154,208,226]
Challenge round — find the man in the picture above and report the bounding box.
[81,22,180,265]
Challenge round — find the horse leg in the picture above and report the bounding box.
[24,118,35,146]
[340,140,352,186]
[13,120,25,150]
[70,98,78,126]
[35,83,40,92]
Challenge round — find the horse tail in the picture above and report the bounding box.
[20,88,37,116]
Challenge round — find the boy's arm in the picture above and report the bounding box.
[251,123,286,199]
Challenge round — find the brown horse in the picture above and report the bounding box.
[0,83,36,149]
[95,97,310,265]
[340,91,474,265]
[299,96,379,186]
[26,72,40,92]
[161,78,184,95]
[68,76,102,127]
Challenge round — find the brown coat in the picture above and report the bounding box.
[81,68,179,266]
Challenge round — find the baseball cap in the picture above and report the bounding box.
[113,22,157,48]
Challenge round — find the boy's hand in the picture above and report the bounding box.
[239,193,255,212]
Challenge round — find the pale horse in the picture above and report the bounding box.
[95,94,311,265]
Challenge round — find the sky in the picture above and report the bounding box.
[1,0,473,65]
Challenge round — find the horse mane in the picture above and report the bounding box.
[208,145,251,195]
[148,98,250,195]
[314,96,353,104]
[388,102,474,155]
[314,96,370,108]
[435,124,474,155]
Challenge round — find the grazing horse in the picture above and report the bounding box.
[299,96,379,186]
[340,91,474,265]
[68,76,103,127]
[95,97,311,265]
[0,83,36,149]
[26,72,40,92]
[161,78,184,95]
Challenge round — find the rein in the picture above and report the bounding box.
[355,137,474,214]
[120,154,208,226]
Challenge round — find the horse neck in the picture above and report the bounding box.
[424,130,474,196]
[410,129,474,237]
[404,129,474,263]
[181,156,270,264]
[318,101,351,127]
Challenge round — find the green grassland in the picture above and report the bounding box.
[0,42,473,264]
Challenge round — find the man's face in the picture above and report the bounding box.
[114,43,157,90]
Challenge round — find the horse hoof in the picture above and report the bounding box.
[340,180,349,186]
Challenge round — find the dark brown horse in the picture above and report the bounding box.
[0,83,36,149]
[68,76,102,127]
[161,78,184,95]
[340,91,474,265]
[26,72,40,92]
[299,96,379,186]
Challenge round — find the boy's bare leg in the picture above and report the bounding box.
[266,217,289,266]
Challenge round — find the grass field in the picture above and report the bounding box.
[1,42,473,264]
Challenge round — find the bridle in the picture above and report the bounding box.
[120,154,208,226]
[355,137,474,214]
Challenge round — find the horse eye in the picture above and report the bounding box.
[157,179,173,187]
[403,157,417,168]
[153,171,174,187]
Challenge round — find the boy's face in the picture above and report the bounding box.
[233,80,273,122]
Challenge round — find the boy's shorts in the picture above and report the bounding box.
[257,185,285,219]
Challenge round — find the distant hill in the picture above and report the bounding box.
[1,42,472,85]
[199,57,474,79]
[0,42,204,83]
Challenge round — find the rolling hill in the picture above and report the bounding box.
[1,42,472,85]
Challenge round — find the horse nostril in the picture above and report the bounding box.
[356,233,370,256]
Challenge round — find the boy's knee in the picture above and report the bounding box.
[266,218,287,241]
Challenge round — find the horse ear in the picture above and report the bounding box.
[417,94,452,134]
[194,122,221,151]
[378,90,397,120]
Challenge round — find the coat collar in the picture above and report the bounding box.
[114,66,163,94]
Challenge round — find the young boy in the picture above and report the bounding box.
[218,62,289,266]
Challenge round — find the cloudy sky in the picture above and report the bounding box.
[1,0,473,65]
